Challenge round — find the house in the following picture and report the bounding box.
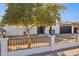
[0,19,60,36]
[0,20,77,36]
[2,25,60,36]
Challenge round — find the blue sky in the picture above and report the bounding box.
[61,3,79,22]
[0,3,79,22]
[0,4,7,21]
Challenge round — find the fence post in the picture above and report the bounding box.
[0,37,8,56]
[50,35,56,45]
[77,34,79,46]
[48,35,56,51]
[72,26,74,34]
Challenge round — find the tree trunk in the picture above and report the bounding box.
[24,25,33,48]
[26,28,32,48]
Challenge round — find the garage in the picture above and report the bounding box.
[60,26,72,34]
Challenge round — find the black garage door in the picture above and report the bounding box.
[60,26,72,34]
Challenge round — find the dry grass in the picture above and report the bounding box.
[55,35,76,44]
[8,43,49,51]
[8,35,50,51]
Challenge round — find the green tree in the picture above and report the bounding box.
[2,3,43,48]
[46,3,66,35]
[2,3,66,48]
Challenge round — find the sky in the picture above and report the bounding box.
[0,3,79,22]
[0,4,7,21]
[61,3,79,22]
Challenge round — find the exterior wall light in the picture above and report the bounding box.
[2,29,6,38]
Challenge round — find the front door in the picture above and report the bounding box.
[37,26,45,34]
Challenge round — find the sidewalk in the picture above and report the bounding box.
[29,47,79,56]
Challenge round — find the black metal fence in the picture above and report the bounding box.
[8,36,51,51]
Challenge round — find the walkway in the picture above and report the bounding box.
[29,47,79,56]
